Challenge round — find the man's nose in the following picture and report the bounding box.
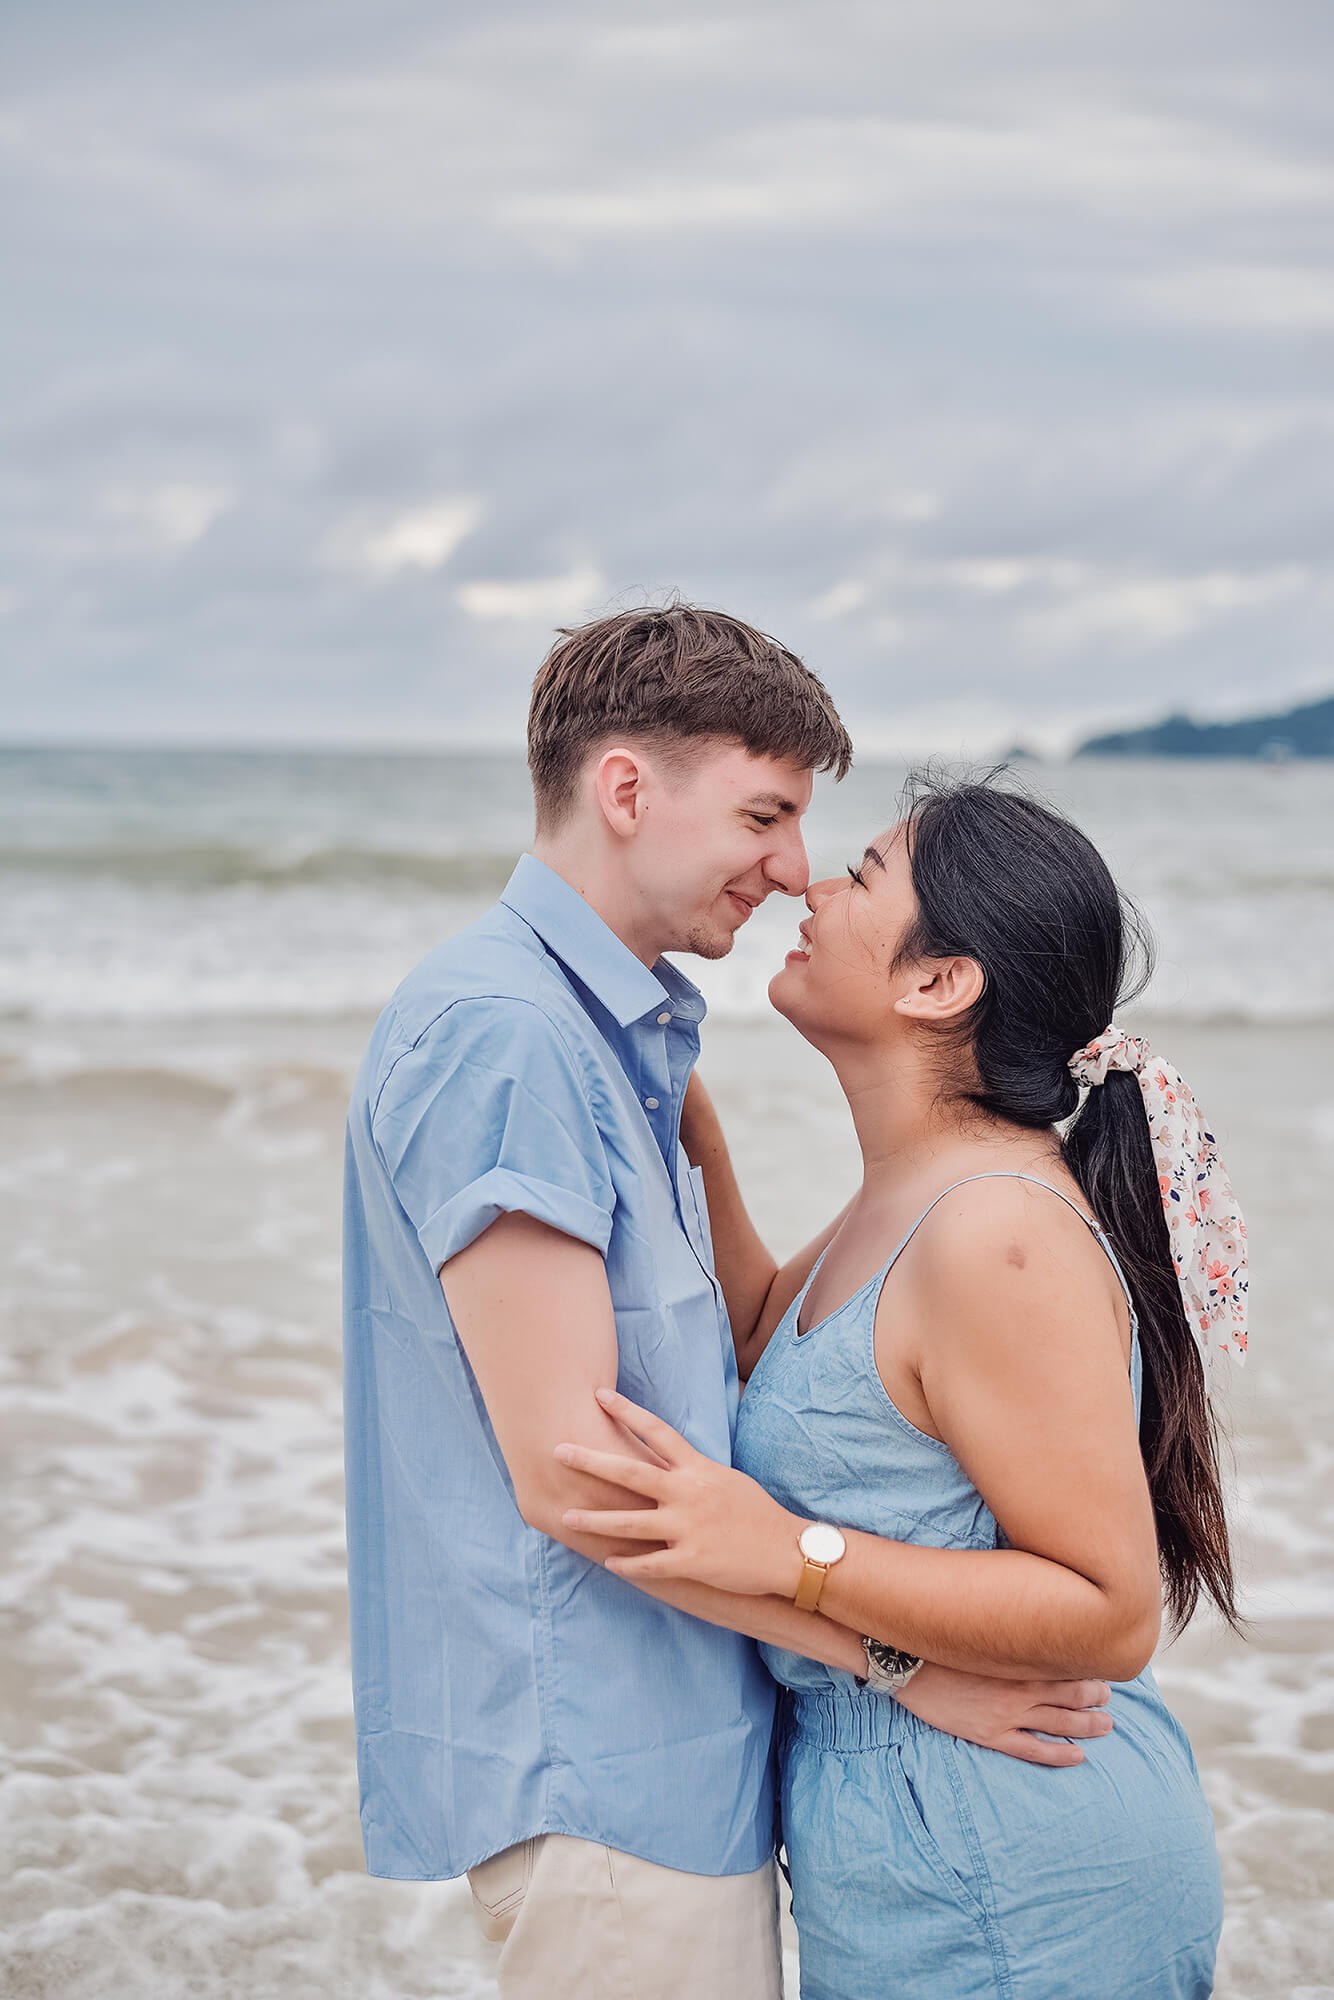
[764,825,810,899]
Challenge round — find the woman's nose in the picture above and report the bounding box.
[806,876,841,912]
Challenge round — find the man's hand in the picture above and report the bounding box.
[897,1664,1114,1767]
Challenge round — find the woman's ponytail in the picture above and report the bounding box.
[1063,1072,1238,1632]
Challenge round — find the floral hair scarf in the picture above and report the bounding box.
[1068,1027,1248,1373]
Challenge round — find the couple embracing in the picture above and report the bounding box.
[343,605,1245,1998]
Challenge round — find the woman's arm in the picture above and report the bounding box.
[821,1192,1164,1681]
[556,1198,1164,1684]
[681,1072,850,1374]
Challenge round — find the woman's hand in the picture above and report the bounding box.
[556,1388,807,1596]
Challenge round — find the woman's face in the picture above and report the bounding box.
[768,823,921,1045]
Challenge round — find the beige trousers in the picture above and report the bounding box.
[467,1833,783,2000]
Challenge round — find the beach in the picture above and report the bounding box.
[1,747,1331,1999]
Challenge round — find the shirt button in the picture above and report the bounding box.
[657,1012,672,1026]
[644,1096,660,1110]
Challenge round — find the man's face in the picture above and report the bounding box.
[633,744,814,959]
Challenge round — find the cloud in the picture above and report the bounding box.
[1134,263,1334,333]
[928,557,1091,597]
[14,17,1331,261]
[849,694,1067,760]
[102,481,234,549]
[807,579,870,620]
[496,108,1334,244]
[2,2,1332,745]
[1019,565,1311,653]
[321,497,483,579]
[456,564,605,623]
[799,551,1322,683]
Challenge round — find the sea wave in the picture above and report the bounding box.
[2,745,1333,1030]
[1,984,1332,1033]
[1,870,1332,1026]
[7,839,1334,900]
[3,1012,1333,1108]
[0,843,521,891]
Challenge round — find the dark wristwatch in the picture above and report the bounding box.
[858,1636,924,1692]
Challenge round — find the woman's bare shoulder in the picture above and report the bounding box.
[900,1169,1116,1329]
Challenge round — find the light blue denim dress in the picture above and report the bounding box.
[733,1174,1223,2000]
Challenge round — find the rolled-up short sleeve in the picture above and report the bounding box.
[371,998,615,1273]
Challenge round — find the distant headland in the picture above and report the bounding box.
[1076,692,1334,760]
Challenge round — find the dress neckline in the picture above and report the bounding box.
[793,1245,876,1340]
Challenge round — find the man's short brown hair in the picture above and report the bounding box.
[527,602,852,827]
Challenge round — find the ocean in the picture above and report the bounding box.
[1,746,1331,1999]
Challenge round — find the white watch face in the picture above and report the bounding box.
[799,1522,847,1565]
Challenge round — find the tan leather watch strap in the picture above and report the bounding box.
[793,1558,831,1613]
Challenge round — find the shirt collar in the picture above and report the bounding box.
[501,853,705,1030]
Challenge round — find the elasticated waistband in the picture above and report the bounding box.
[783,1686,910,1751]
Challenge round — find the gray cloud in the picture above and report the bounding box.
[2,0,1332,750]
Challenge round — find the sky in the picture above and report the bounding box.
[3,0,1332,754]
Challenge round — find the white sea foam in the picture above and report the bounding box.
[4,866,1333,1027]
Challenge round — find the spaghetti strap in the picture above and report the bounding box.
[887,1171,1138,1323]
[794,1170,1137,1339]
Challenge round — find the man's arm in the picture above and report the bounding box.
[443,1214,1112,1766]
[441,1209,852,1595]
[442,1210,662,1545]
[442,1213,869,1660]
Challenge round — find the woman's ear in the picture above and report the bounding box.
[894,955,985,1023]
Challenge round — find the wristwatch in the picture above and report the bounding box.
[793,1522,847,1612]
[859,1636,924,1693]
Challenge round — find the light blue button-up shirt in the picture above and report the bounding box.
[343,854,777,1880]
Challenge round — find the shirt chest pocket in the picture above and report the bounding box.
[611,1120,711,1300]
[640,1183,717,1312]
[608,1199,729,1441]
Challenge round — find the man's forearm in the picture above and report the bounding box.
[635,1575,866,1675]
[627,1572,1116,1768]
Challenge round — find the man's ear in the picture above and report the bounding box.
[592,746,649,841]
[893,955,985,1024]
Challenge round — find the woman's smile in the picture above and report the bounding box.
[785,918,814,964]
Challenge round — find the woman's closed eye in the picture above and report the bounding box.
[846,863,867,888]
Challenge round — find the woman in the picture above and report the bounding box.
[556,773,1244,1998]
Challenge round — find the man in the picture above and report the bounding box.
[343,604,1111,1999]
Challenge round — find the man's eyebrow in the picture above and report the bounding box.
[740,792,800,814]
[862,844,887,870]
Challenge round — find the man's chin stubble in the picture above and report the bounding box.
[681,923,736,961]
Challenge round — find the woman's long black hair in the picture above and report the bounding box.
[894,767,1237,1633]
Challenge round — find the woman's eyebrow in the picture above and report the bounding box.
[861,844,886,871]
